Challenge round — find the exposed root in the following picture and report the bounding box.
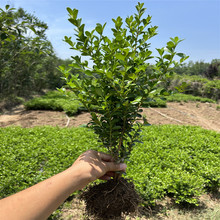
[80,178,140,219]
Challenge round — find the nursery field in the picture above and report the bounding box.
[1,2,220,219]
[0,125,219,219]
[0,97,220,219]
[0,92,220,219]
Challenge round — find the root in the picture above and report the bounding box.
[80,178,140,219]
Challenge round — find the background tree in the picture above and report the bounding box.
[0,5,66,98]
[205,59,220,79]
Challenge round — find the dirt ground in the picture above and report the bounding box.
[0,102,219,132]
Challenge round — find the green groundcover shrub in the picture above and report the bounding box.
[24,91,215,116]
[170,75,220,101]
[165,93,215,103]
[0,125,219,206]
[24,91,83,116]
[24,90,167,114]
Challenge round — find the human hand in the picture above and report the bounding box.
[72,150,127,182]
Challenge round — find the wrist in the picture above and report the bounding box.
[67,165,92,191]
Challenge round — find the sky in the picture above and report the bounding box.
[1,0,220,64]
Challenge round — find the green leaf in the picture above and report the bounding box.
[128,73,137,80]
[180,56,189,63]
[115,53,125,61]
[58,65,65,71]
[163,54,172,61]
[72,9,78,19]
[167,41,175,48]
[85,31,91,37]
[91,112,100,124]
[95,23,103,35]
[66,7,72,15]
[171,36,183,44]
[131,96,142,104]
[68,18,78,26]
[176,53,185,58]
[156,48,164,56]
[106,72,113,79]
[0,33,7,40]
[5,5,10,10]
[84,70,92,76]
[95,88,103,96]
[115,34,123,41]
[160,89,169,96]
[171,36,179,43]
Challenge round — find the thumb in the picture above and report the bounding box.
[106,162,127,172]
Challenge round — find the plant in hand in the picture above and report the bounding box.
[59,2,188,218]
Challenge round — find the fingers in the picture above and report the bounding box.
[99,172,117,180]
[99,175,111,181]
[98,152,114,162]
[105,161,127,172]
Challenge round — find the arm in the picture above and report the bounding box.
[0,150,126,220]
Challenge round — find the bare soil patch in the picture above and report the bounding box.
[0,102,219,132]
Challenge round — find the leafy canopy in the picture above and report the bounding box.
[0,5,58,97]
[59,2,188,162]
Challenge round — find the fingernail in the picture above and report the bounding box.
[119,163,127,170]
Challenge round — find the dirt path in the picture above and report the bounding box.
[0,102,219,132]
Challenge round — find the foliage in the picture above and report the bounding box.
[0,95,25,113]
[165,93,215,103]
[24,91,83,116]
[169,74,220,100]
[174,59,220,79]
[0,125,219,207]
[59,2,188,162]
[127,125,220,206]
[0,126,99,198]
[24,90,168,115]
[0,5,66,98]
[23,90,216,117]
[204,59,220,79]
[174,60,209,76]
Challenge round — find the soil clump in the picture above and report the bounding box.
[80,178,140,219]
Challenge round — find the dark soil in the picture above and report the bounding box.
[80,178,140,219]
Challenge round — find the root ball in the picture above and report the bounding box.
[80,178,140,219]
